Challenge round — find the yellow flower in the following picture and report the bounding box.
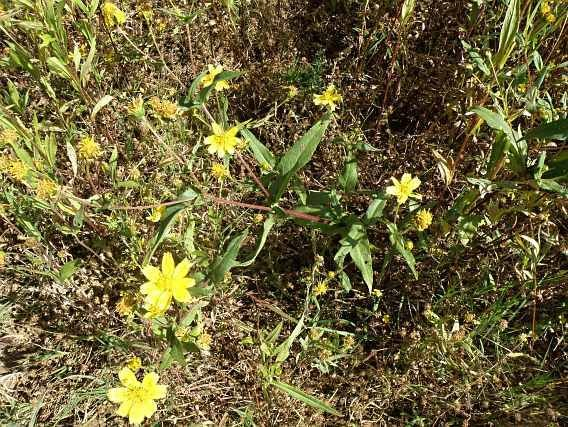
[148,97,177,119]
[202,64,230,91]
[78,136,102,160]
[382,314,390,324]
[197,332,212,350]
[127,97,146,120]
[385,173,421,205]
[313,84,342,111]
[36,178,59,199]
[415,209,433,231]
[405,240,414,251]
[8,159,29,181]
[286,85,299,98]
[107,367,166,425]
[314,281,328,296]
[545,13,556,23]
[146,206,165,223]
[140,252,196,318]
[175,326,191,342]
[211,163,230,181]
[253,213,264,224]
[204,123,241,158]
[0,128,18,146]
[126,356,142,372]
[102,2,126,27]
[116,293,136,317]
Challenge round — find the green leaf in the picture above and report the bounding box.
[494,0,520,70]
[471,107,513,138]
[543,150,568,180]
[401,0,416,26]
[337,220,374,293]
[365,196,386,225]
[58,259,80,282]
[386,222,417,279]
[486,131,510,177]
[236,215,276,267]
[209,230,248,283]
[269,112,332,202]
[274,315,304,363]
[524,118,568,141]
[90,95,114,121]
[270,381,342,416]
[144,188,199,265]
[461,41,490,76]
[241,128,276,169]
[338,151,357,192]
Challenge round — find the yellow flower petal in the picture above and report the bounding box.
[118,367,139,388]
[172,285,190,303]
[107,387,128,403]
[128,399,156,425]
[141,265,161,282]
[161,252,175,277]
[117,400,133,418]
[173,258,191,279]
[212,122,224,135]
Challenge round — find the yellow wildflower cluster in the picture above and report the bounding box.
[140,252,196,318]
[102,2,126,27]
[415,208,433,231]
[148,97,178,120]
[78,136,102,160]
[35,178,59,199]
[202,65,230,91]
[127,97,146,120]
[7,159,29,181]
[0,128,18,146]
[541,1,556,23]
[386,173,421,205]
[204,123,241,158]
[107,367,167,425]
[146,205,165,223]
[313,84,342,111]
[211,163,230,181]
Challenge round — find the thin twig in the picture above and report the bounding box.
[236,151,270,199]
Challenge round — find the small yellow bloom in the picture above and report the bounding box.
[175,326,191,342]
[415,209,433,231]
[126,356,142,372]
[140,252,196,318]
[211,163,230,181]
[204,123,241,158]
[197,332,212,350]
[78,136,102,160]
[0,128,18,146]
[314,281,328,296]
[343,335,355,349]
[116,293,136,317]
[107,367,167,425]
[313,84,342,111]
[148,97,177,120]
[102,2,126,27]
[202,64,230,91]
[146,205,165,223]
[405,240,414,251]
[253,213,264,224]
[385,173,421,205]
[517,83,526,93]
[127,97,146,120]
[545,13,556,23]
[372,289,383,298]
[36,178,59,199]
[286,85,299,98]
[382,314,390,324]
[8,159,29,181]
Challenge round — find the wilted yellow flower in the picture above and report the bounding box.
[126,356,142,372]
[211,163,230,181]
[314,281,328,296]
[197,332,212,350]
[140,252,196,318]
[148,97,177,119]
[415,209,433,231]
[343,335,355,349]
[107,367,167,425]
[204,123,241,158]
[116,293,136,316]
[385,173,421,205]
[0,128,18,146]
[313,84,342,111]
[78,136,102,160]
[127,97,146,120]
[8,159,29,181]
[102,2,126,27]
[253,213,264,224]
[202,64,230,91]
[286,85,299,98]
[36,178,59,199]
[146,205,165,223]
[175,326,191,342]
